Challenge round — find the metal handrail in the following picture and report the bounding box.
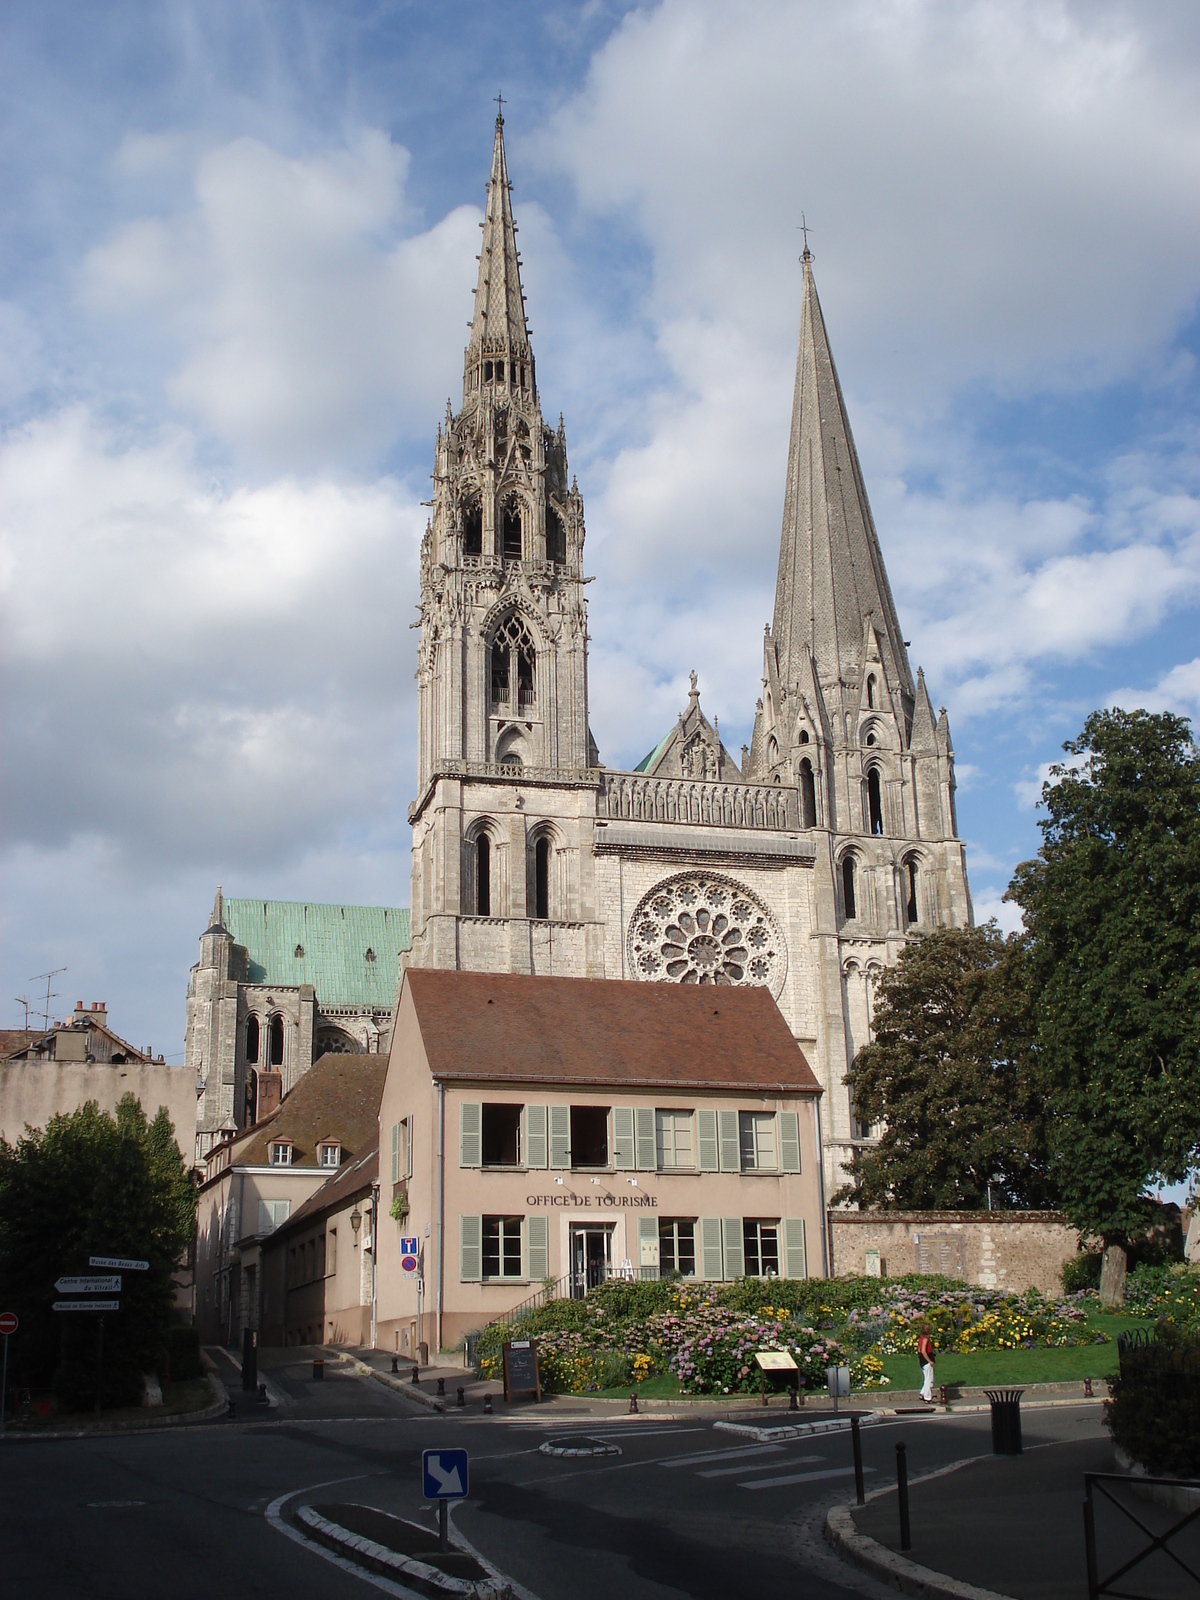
[1083,1471,1200,1599]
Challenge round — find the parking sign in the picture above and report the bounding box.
[400,1237,419,1274]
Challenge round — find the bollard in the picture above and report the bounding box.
[939,1383,947,1406]
[391,1356,398,1374]
[258,1382,267,1404]
[457,1387,465,1408]
[896,1442,911,1552]
[789,1387,799,1412]
[312,1358,324,1381]
[483,1393,493,1414]
[439,1498,448,1554]
[437,1377,446,1397]
[629,1391,639,1414]
[1083,1377,1093,1399]
[412,1365,420,1385]
[227,1398,237,1419]
[851,1415,865,1506]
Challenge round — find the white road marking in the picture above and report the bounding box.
[699,1453,823,1479]
[86,1500,146,1508]
[739,1465,878,1490]
[663,1444,785,1469]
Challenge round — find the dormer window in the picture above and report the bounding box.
[269,1141,294,1167]
[318,1141,341,1169]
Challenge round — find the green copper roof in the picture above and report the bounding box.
[633,728,673,773]
[223,899,410,1008]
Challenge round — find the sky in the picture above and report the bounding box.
[2,1,1199,1087]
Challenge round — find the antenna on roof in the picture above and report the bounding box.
[28,967,67,1032]
[13,995,31,1031]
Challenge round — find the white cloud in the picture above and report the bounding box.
[971,887,1024,936]
[1108,657,1200,720]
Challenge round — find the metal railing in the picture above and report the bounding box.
[1083,1472,1200,1598]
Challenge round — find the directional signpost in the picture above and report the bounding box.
[89,1256,148,1272]
[0,1312,16,1436]
[56,1277,122,1295]
[422,1448,469,1552]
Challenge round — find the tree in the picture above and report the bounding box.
[837,923,1055,1210]
[1008,707,1200,1253]
[0,1095,197,1410]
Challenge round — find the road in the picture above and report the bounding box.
[1,1349,1109,1599]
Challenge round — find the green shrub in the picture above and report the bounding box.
[1105,1328,1200,1476]
[165,1325,202,1382]
[1061,1251,1103,1294]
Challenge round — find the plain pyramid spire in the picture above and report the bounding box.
[771,249,913,706]
[464,108,534,398]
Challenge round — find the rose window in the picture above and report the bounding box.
[626,874,786,996]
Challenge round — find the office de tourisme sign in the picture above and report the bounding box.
[525,1190,658,1208]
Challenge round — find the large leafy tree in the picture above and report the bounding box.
[837,923,1055,1209]
[0,1095,197,1409]
[1008,708,1200,1247]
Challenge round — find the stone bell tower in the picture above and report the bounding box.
[406,110,604,978]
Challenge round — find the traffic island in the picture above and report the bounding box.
[295,1503,512,1598]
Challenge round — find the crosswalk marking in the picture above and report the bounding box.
[698,1453,823,1480]
[739,1465,877,1491]
[663,1443,785,1470]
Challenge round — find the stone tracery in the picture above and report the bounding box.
[626,873,786,997]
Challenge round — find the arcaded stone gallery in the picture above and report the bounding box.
[402,111,974,1200]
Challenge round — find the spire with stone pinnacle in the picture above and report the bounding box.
[771,248,912,706]
[464,102,535,402]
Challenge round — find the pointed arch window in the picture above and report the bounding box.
[269,1014,284,1067]
[905,858,920,926]
[800,758,816,829]
[535,835,551,920]
[476,834,491,916]
[462,498,482,558]
[546,506,565,565]
[867,767,884,835]
[490,614,535,713]
[501,500,523,561]
[245,1015,259,1066]
[866,674,876,709]
[842,856,857,921]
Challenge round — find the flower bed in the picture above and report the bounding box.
[470,1273,1108,1396]
[1122,1263,1200,1332]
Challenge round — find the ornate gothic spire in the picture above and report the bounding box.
[464,108,534,399]
[771,249,912,705]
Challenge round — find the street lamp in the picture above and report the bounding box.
[350,1205,362,1241]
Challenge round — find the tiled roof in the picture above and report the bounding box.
[633,729,672,773]
[223,1052,388,1174]
[275,1141,379,1238]
[405,970,821,1095]
[223,899,410,1007]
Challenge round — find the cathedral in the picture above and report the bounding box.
[403,111,974,1199]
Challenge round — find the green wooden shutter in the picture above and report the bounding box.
[634,1107,656,1171]
[637,1214,660,1277]
[459,1215,482,1281]
[697,1109,719,1172]
[612,1107,635,1170]
[779,1111,801,1173]
[390,1122,399,1185]
[526,1215,549,1281]
[722,1218,745,1280]
[699,1217,724,1280]
[782,1217,807,1279]
[459,1103,482,1167]
[406,1115,414,1180]
[718,1110,740,1172]
[526,1105,548,1168]
[549,1104,571,1168]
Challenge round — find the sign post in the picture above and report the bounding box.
[422,1448,469,1552]
[754,1348,799,1408]
[0,1312,16,1436]
[502,1339,541,1404]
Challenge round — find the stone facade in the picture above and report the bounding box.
[829,1211,1082,1296]
[404,113,974,1201]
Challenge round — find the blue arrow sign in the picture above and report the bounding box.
[422,1448,468,1500]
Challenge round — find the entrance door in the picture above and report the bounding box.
[570,1224,614,1297]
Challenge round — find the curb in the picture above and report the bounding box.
[716,1411,885,1443]
[0,1369,228,1442]
[295,1504,512,1598]
[825,1502,1016,1600]
[343,1353,447,1412]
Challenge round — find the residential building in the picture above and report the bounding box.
[195,1051,386,1345]
[376,969,824,1355]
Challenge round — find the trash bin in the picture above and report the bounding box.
[984,1388,1023,1454]
[312,1358,325,1382]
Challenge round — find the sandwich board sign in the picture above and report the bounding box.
[399,1238,420,1274]
[502,1338,541,1404]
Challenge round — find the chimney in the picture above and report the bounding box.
[256,1070,283,1122]
[74,1001,86,1023]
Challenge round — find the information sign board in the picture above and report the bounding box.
[89,1256,148,1272]
[754,1350,798,1372]
[55,1276,121,1294]
[422,1449,469,1499]
[502,1338,541,1403]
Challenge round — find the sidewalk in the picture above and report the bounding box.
[839,1435,1200,1600]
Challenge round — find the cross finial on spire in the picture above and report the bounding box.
[495,91,504,124]
[798,211,812,262]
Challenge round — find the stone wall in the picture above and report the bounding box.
[828,1211,1081,1295]
[0,1059,197,1160]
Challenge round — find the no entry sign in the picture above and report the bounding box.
[0,1312,17,1336]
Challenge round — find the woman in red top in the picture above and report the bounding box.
[917,1325,935,1403]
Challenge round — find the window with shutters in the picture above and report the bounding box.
[390,1121,400,1185]
[658,1219,696,1277]
[743,1220,780,1277]
[655,1111,694,1170]
[570,1105,608,1169]
[327,1228,337,1276]
[697,1109,719,1172]
[459,1102,483,1167]
[526,1105,548,1168]
[257,1199,290,1234]
[739,1112,777,1171]
[481,1103,521,1167]
[482,1216,523,1279]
